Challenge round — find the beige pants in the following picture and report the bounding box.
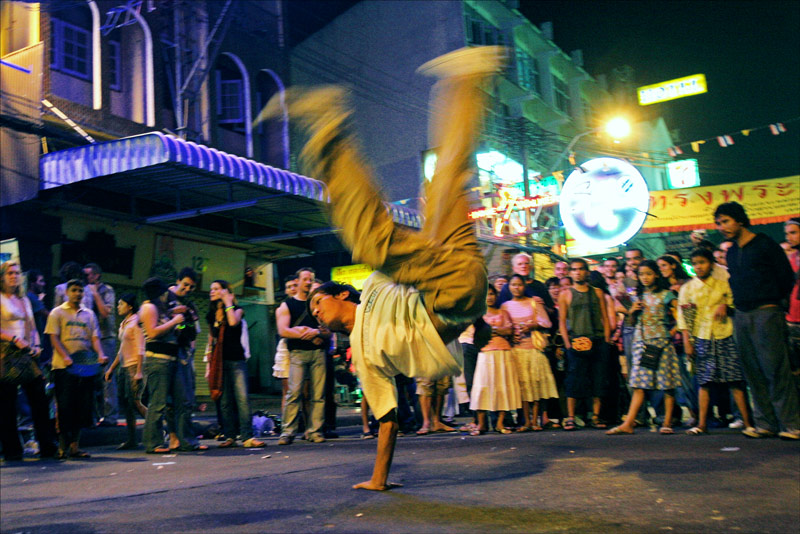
[300,72,490,340]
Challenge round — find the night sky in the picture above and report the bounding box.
[519,0,800,186]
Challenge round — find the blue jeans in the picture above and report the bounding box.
[221,360,253,441]
[282,349,326,438]
[142,357,191,452]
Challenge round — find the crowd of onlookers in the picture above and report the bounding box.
[1,201,798,462]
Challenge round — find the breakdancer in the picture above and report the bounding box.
[261,46,504,490]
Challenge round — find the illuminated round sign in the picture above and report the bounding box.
[559,157,650,248]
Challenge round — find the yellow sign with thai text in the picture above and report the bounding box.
[637,74,707,106]
[330,264,374,291]
[640,176,799,233]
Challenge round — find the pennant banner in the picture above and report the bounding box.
[640,176,800,233]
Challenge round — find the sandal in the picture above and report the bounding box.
[685,427,706,436]
[590,416,608,429]
[531,426,543,432]
[69,450,91,459]
[218,438,237,448]
[659,427,674,435]
[515,425,532,433]
[543,421,561,429]
[606,426,634,435]
[360,432,375,439]
[495,427,512,434]
[146,446,171,454]
[469,428,486,436]
[415,426,431,436]
[563,418,577,431]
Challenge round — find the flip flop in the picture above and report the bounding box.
[606,426,634,435]
[685,427,706,436]
[415,427,430,436]
[659,427,675,435]
[563,419,577,431]
[69,450,91,459]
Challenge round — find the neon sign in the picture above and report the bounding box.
[637,74,707,106]
[559,158,649,248]
[469,188,559,237]
[666,159,700,189]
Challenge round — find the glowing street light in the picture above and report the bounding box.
[605,117,631,140]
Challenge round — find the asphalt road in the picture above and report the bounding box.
[2,422,798,534]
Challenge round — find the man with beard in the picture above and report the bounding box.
[714,202,798,440]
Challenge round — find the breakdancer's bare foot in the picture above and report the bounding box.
[416,45,507,78]
[353,480,403,491]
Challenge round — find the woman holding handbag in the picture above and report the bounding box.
[206,280,264,448]
[501,274,558,432]
[607,260,681,435]
[1,261,57,460]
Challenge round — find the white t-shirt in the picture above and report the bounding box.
[350,272,463,420]
[45,303,99,370]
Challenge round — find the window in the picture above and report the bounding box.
[50,19,91,80]
[464,5,504,47]
[108,40,121,91]
[216,71,243,123]
[553,75,570,115]
[581,97,595,126]
[515,48,539,95]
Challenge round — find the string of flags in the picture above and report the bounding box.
[667,118,796,156]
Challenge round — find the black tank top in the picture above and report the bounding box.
[285,297,320,351]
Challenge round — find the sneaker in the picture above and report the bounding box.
[778,430,800,440]
[277,435,293,446]
[728,418,744,429]
[307,433,326,443]
[742,427,775,438]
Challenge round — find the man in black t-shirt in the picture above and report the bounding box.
[715,202,798,440]
[275,267,329,445]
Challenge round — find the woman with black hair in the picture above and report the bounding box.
[105,293,146,449]
[140,277,189,454]
[206,280,264,448]
[607,260,681,435]
[657,255,690,294]
[468,285,519,435]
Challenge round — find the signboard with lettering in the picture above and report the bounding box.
[637,74,707,106]
[330,264,374,291]
[559,158,650,249]
[641,176,800,232]
[469,188,559,237]
[667,159,700,189]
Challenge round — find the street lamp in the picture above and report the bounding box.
[549,117,632,174]
[535,117,632,250]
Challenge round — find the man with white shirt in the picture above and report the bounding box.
[273,46,504,490]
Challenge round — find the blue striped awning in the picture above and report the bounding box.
[40,132,327,201]
[38,132,422,232]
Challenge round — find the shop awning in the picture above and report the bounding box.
[39,133,421,256]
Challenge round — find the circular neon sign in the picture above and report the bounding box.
[559,157,650,248]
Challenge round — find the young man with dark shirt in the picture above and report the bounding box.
[558,259,611,430]
[714,202,798,440]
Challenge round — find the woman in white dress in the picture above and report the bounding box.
[469,285,520,434]
[501,274,559,431]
